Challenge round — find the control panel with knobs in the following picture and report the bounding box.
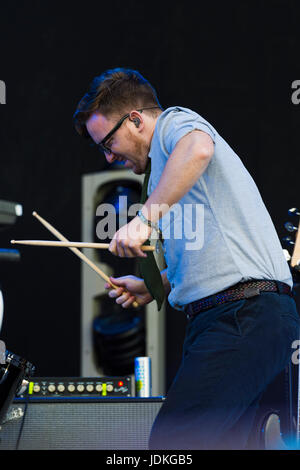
[20,377,132,398]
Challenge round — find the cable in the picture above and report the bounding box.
[15,389,30,450]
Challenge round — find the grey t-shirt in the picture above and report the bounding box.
[147,106,292,311]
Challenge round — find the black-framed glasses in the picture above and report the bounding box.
[96,106,161,154]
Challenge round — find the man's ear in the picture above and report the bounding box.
[129,111,143,130]
[133,117,141,127]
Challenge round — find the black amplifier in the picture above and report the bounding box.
[0,396,164,450]
[22,376,132,398]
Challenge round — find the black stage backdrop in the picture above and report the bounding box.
[0,0,299,389]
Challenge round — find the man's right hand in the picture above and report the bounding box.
[105,275,153,308]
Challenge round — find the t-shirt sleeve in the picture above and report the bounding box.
[159,108,216,156]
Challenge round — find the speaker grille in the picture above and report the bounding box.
[0,399,163,450]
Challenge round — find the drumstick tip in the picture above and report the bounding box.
[32,211,37,217]
[10,240,15,244]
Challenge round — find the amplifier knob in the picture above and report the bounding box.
[86,385,94,392]
[57,384,65,392]
[107,384,114,392]
[68,384,75,392]
[48,385,56,393]
[77,384,85,393]
[33,385,40,393]
[95,384,103,392]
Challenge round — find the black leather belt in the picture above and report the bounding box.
[185,280,292,320]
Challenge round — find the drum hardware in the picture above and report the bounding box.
[0,199,23,333]
[0,200,23,231]
[0,350,35,425]
[0,202,34,444]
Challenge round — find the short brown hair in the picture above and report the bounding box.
[73,68,162,138]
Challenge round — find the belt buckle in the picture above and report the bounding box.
[243,287,260,298]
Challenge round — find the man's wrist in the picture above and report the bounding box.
[137,209,159,231]
[137,210,164,243]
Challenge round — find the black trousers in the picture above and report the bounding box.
[148,291,300,450]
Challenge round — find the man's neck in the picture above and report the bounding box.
[140,112,163,174]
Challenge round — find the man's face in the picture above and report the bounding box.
[86,112,150,174]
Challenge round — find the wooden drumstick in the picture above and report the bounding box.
[10,240,155,251]
[32,211,140,308]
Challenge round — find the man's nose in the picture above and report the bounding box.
[105,151,117,164]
